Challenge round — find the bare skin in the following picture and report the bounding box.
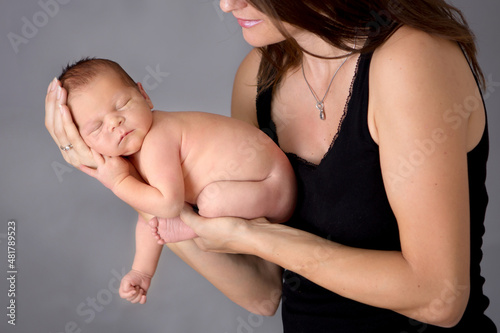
[45,0,487,326]
[69,70,296,240]
[47,68,296,303]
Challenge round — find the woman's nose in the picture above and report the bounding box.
[219,0,248,13]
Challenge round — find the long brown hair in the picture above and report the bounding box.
[247,0,484,92]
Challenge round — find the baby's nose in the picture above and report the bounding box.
[108,115,124,131]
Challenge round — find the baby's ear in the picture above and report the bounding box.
[136,82,154,110]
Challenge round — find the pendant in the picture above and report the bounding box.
[316,102,325,120]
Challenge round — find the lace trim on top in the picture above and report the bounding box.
[285,54,363,168]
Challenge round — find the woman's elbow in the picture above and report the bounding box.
[432,299,468,328]
[246,298,280,317]
[244,283,282,316]
[419,281,470,328]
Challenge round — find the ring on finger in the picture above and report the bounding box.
[60,144,73,151]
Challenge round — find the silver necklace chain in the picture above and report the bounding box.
[302,53,351,120]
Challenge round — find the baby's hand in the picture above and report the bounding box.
[80,149,130,190]
[119,269,152,305]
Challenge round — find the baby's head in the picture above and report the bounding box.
[59,58,154,157]
[59,58,137,95]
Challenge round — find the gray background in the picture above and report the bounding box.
[0,1,498,332]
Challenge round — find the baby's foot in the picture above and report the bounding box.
[148,216,198,244]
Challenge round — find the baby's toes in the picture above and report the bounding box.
[148,217,159,228]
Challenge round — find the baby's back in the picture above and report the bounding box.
[144,111,287,203]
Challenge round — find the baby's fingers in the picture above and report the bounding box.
[119,282,147,304]
[128,287,145,304]
[119,288,136,301]
[119,280,136,299]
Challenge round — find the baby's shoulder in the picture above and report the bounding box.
[150,110,261,144]
[141,111,183,150]
[149,110,184,132]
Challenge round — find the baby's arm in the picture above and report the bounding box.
[119,214,163,304]
[80,143,185,219]
[132,214,163,275]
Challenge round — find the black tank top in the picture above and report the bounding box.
[256,52,496,332]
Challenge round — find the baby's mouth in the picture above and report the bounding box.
[119,130,134,145]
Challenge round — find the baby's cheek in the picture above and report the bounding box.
[81,135,93,148]
[82,135,103,154]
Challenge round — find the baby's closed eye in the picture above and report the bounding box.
[116,98,131,110]
[89,122,102,135]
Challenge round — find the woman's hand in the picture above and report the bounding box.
[179,203,269,254]
[45,78,96,168]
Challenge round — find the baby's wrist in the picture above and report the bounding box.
[130,267,154,279]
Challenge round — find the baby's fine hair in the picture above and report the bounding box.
[59,57,137,94]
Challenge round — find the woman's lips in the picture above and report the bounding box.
[236,18,263,28]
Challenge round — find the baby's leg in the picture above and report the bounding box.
[197,164,296,223]
[148,216,198,244]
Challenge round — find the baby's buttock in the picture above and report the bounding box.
[182,129,285,203]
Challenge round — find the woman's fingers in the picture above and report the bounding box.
[53,102,67,145]
[79,165,97,178]
[59,87,97,167]
[44,78,97,168]
[179,204,205,231]
[90,148,105,166]
[45,79,71,155]
[44,78,56,125]
[61,105,93,162]
[79,149,102,177]
[45,78,62,144]
[59,82,67,104]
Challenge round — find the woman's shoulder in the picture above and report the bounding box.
[369,25,479,110]
[231,48,262,127]
[237,47,262,73]
[370,25,470,85]
[368,25,483,145]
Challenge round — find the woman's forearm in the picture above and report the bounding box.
[166,240,283,316]
[241,222,469,327]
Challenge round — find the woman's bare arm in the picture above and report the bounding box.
[179,31,482,327]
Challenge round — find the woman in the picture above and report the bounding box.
[45,0,497,331]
